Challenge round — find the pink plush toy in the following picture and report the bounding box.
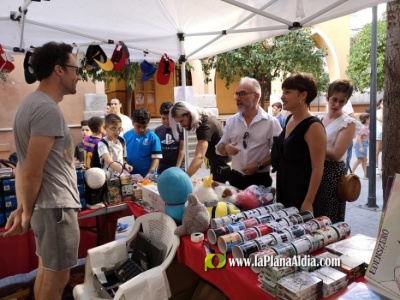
[235,185,276,210]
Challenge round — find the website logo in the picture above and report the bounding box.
[204,252,227,271]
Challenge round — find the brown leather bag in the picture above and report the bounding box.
[338,173,361,202]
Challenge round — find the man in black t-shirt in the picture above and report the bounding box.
[170,101,231,183]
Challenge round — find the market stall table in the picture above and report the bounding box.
[0,201,148,279]
[177,235,368,300]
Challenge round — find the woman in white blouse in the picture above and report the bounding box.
[319,80,356,223]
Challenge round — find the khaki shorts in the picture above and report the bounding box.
[31,208,80,271]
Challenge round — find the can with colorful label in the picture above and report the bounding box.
[232,240,260,259]
[270,242,296,257]
[238,227,260,242]
[290,236,313,255]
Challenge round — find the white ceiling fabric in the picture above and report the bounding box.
[0,0,392,62]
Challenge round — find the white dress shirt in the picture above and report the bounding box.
[216,107,282,173]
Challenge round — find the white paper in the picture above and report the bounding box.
[88,239,127,283]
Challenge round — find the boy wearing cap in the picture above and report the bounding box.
[124,108,162,178]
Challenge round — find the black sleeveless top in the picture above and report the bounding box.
[271,115,324,214]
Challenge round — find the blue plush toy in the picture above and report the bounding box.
[157,167,193,224]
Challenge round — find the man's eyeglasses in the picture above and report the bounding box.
[233,91,256,98]
[63,64,80,75]
[328,97,347,107]
[106,126,122,133]
[243,131,249,149]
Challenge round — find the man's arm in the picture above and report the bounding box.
[186,140,208,177]
[176,140,185,167]
[4,136,54,237]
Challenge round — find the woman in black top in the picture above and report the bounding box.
[271,73,326,215]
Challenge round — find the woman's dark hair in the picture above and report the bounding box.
[31,42,73,81]
[327,79,353,100]
[160,102,173,115]
[281,73,318,104]
[359,113,370,124]
[377,99,383,109]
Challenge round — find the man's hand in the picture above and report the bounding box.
[241,162,258,176]
[225,142,240,156]
[3,209,30,237]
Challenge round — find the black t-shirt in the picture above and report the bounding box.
[196,115,231,169]
[155,125,183,168]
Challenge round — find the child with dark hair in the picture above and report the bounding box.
[124,108,162,178]
[97,114,132,233]
[155,102,185,174]
[271,101,287,128]
[83,116,106,169]
[75,120,91,165]
[352,113,370,179]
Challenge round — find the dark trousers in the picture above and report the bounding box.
[210,165,231,183]
[228,169,272,190]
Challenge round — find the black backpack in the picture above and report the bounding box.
[90,136,126,169]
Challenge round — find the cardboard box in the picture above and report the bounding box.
[191,280,226,300]
[167,260,200,300]
[141,184,165,212]
[106,178,122,204]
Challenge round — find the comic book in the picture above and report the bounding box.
[365,173,400,299]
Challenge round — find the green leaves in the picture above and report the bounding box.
[346,15,386,91]
[201,28,329,100]
[79,62,140,90]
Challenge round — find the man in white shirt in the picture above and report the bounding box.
[216,77,282,190]
[109,97,133,136]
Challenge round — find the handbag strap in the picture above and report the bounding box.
[107,161,123,178]
[331,160,353,177]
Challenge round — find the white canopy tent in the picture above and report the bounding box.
[0,0,392,63]
[0,0,392,190]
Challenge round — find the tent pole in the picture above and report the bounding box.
[186,1,276,60]
[177,33,189,171]
[367,6,378,208]
[221,0,291,26]
[25,20,112,44]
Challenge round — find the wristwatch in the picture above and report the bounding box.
[257,161,266,170]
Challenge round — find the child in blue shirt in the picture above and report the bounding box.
[124,108,162,178]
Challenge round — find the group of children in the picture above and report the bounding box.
[74,101,183,233]
[74,101,183,180]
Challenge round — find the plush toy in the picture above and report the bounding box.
[236,185,276,210]
[175,194,210,236]
[204,200,241,219]
[157,167,193,224]
[213,184,239,205]
[193,174,218,204]
[84,167,106,189]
